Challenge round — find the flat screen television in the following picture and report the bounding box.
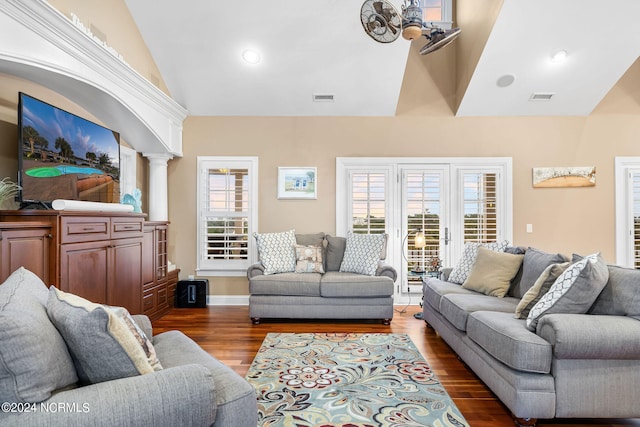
[18,92,121,208]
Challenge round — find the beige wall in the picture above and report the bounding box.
[2,1,640,297]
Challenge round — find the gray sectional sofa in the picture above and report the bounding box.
[248,232,397,324]
[422,246,640,426]
[0,267,258,427]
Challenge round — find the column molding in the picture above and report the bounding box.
[144,153,173,221]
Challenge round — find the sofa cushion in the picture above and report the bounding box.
[254,229,297,275]
[295,232,325,247]
[320,271,393,297]
[467,311,552,374]
[510,247,567,298]
[47,287,156,384]
[589,265,640,317]
[526,253,609,331]
[515,262,570,319]
[249,272,321,296]
[462,247,524,297]
[339,232,386,276]
[439,293,520,331]
[0,268,77,404]
[294,244,325,273]
[422,278,475,313]
[448,240,509,284]
[325,235,346,272]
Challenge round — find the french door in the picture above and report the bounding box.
[337,158,512,303]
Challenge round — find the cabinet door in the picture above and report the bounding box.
[141,225,155,286]
[60,240,109,304]
[0,228,50,284]
[109,237,143,314]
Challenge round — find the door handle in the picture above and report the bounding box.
[443,227,450,245]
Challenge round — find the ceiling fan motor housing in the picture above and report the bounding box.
[401,1,424,40]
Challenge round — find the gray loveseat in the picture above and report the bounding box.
[422,246,640,426]
[0,267,258,427]
[248,232,397,324]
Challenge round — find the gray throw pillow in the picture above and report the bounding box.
[0,268,77,403]
[325,235,347,272]
[47,287,156,384]
[526,253,609,331]
[589,265,640,316]
[512,248,567,298]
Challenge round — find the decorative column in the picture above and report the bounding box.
[143,153,173,221]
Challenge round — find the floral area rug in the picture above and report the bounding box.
[245,333,469,427]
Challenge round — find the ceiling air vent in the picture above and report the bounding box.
[529,92,555,101]
[313,93,335,102]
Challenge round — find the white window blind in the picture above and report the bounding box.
[351,172,386,234]
[462,172,498,243]
[197,157,257,275]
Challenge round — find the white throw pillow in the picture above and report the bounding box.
[339,232,386,276]
[254,229,297,275]
[448,241,509,284]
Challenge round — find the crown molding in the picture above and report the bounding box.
[0,0,187,156]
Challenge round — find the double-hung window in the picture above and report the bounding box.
[196,156,258,276]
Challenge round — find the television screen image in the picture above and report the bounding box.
[18,92,120,206]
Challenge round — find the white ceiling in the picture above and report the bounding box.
[125,0,640,117]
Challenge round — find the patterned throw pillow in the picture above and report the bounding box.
[294,244,325,273]
[526,253,609,331]
[110,306,163,371]
[254,229,297,275]
[448,241,509,284]
[47,287,157,384]
[339,232,386,276]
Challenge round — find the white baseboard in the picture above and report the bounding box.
[207,295,249,306]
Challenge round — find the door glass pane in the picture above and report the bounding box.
[351,172,386,234]
[463,172,497,243]
[406,172,441,288]
[633,172,640,268]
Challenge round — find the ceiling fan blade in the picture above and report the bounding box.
[420,27,461,55]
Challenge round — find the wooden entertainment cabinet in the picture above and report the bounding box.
[0,211,178,320]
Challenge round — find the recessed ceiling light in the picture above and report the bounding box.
[496,74,515,88]
[242,49,261,64]
[550,50,567,63]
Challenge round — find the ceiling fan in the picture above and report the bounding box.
[360,0,461,55]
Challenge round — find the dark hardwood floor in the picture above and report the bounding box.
[152,305,640,427]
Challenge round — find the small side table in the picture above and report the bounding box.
[413,271,440,319]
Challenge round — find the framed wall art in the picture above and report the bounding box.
[277,167,317,199]
[532,166,596,188]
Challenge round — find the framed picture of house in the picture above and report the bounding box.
[277,167,317,199]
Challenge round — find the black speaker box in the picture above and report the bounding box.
[175,279,208,308]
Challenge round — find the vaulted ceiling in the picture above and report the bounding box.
[125,0,640,117]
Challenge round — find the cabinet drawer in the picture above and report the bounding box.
[61,217,110,244]
[143,290,155,314]
[111,217,144,239]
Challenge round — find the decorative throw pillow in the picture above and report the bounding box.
[47,287,156,384]
[448,241,509,284]
[512,248,568,298]
[325,235,347,272]
[294,244,325,273]
[0,267,78,404]
[515,262,569,318]
[254,229,297,275]
[462,247,524,297]
[109,306,163,371]
[526,253,609,331]
[339,232,386,276]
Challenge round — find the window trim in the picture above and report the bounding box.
[614,156,640,267]
[196,156,258,276]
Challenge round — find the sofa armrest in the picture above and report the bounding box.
[376,262,397,282]
[440,267,453,282]
[537,314,640,359]
[132,314,153,338]
[247,262,265,279]
[0,364,217,427]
